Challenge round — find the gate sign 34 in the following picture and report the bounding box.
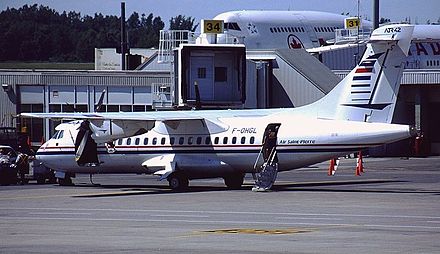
[203,20,224,34]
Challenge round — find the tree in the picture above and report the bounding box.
[169,15,198,32]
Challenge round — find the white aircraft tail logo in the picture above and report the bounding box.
[304,24,414,123]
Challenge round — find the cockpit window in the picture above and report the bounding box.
[51,131,60,139]
[51,130,64,139]
[224,22,241,31]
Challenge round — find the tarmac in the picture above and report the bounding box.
[0,156,439,253]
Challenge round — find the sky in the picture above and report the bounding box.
[1,0,440,27]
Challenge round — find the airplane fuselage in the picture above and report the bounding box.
[37,112,411,179]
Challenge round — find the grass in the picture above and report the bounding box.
[0,62,94,70]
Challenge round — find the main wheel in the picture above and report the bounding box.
[58,177,73,186]
[167,172,189,190]
[224,173,245,189]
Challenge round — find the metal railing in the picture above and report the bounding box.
[335,28,372,44]
[151,83,173,109]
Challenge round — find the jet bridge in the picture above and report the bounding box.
[246,49,341,108]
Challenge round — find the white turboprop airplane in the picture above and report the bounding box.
[214,10,373,49]
[23,24,418,190]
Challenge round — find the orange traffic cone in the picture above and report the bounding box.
[328,158,339,176]
[355,151,364,176]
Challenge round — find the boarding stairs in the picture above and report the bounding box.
[252,147,278,192]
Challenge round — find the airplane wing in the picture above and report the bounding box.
[20,111,205,122]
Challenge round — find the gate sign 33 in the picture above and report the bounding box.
[202,20,224,34]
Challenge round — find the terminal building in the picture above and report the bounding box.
[1,27,440,156]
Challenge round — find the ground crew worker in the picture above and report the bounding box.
[13,152,29,185]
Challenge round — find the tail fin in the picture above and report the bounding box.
[305,24,414,123]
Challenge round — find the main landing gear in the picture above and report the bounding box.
[167,172,189,190]
[223,173,245,189]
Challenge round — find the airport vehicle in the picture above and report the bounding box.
[214,10,373,49]
[22,24,417,189]
[0,145,17,185]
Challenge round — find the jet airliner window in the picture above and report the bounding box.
[225,22,241,31]
[241,137,246,144]
[135,138,140,145]
[143,138,148,145]
[179,137,184,145]
[161,138,166,145]
[196,137,202,145]
[223,137,228,144]
[232,137,237,144]
[170,137,175,145]
[214,137,219,144]
[152,137,157,145]
[51,131,60,139]
[188,137,193,145]
[126,138,131,145]
[117,139,123,145]
[58,130,64,139]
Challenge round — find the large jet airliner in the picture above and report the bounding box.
[23,24,424,190]
[214,10,373,49]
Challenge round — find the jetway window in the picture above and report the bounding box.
[198,68,206,79]
[143,138,148,145]
[215,67,227,82]
[270,28,274,33]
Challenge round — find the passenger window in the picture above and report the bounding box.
[117,139,123,145]
[241,137,246,144]
[161,138,166,145]
[196,137,202,145]
[126,138,131,145]
[214,137,219,144]
[170,137,175,145]
[250,137,255,144]
[179,137,184,145]
[135,138,140,145]
[205,137,211,145]
[143,138,148,145]
[188,137,193,145]
[223,137,228,144]
[232,137,237,144]
[152,137,157,145]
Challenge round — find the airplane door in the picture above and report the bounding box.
[262,123,281,163]
[190,56,214,100]
[253,123,281,191]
